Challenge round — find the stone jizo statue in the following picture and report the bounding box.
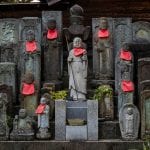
[36,94,51,139]
[68,37,88,100]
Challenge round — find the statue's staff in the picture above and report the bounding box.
[65,35,78,101]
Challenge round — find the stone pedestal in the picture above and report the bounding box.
[55,100,98,141]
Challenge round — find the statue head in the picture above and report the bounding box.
[26,30,35,42]
[127,107,133,115]
[19,109,27,119]
[47,18,56,30]
[70,4,84,17]
[23,72,34,84]
[99,17,108,30]
[73,37,82,48]
[122,42,130,51]
[40,97,47,105]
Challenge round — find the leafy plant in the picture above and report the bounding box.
[51,90,67,100]
[143,137,150,150]
[93,85,113,101]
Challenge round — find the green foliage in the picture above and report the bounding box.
[93,85,113,101]
[143,137,150,150]
[51,90,67,100]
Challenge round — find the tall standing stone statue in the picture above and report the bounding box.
[42,11,62,85]
[119,103,140,141]
[0,93,9,140]
[35,94,51,139]
[68,37,88,100]
[115,43,134,113]
[93,17,113,80]
[19,17,41,89]
[20,72,38,117]
[10,109,34,141]
[64,4,90,50]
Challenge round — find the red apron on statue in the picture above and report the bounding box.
[25,41,37,53]
[121,80,134,92]
[47,29,58,40]
[73,48,86,57]
[120,49,132,61]
[98,29,110,38]
[35,104,46,114]
[22,83,35,95]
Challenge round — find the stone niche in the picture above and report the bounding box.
[55,100,98,141]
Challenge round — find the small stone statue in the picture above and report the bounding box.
[35,94,51,139]
[0,93,9,140]
[119,103,140,141]
[10,109,34,141]
[43,18,62,82]
[64,4,90,50]
[68,37,88,100]
[94,17,113,79]
[20,72,38,117]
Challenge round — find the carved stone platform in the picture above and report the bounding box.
[0,140,143,150]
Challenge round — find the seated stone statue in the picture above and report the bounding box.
[35,94,51,139]
[10,109,34,141]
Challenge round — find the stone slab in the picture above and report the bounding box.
[66,125,87,141]
[66,101,87,120]
[55,100,66,140]
[87,100,98,140]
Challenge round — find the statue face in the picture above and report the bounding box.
[19,109,27,118]
[23,72,34,84]
[47,20,56,30]
[127,108,133,115]
[99,18,108,29]
[122,43,130,50]
[73,37,82,48]
[26,30,35,42]
[40,97,46,104]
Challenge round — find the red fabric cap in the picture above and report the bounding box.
[35,104,46,114]
[47,29,58,40]
[25,41,37,53]
[121,80,134,92]
[22,83,35,95]
[98,29,110,38]
[120,49,132,61]
[73,48,86,57]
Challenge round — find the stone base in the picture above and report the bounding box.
[0,136,8,141]
[66,125,87,141]
[10,132,34,141]
[36,132,51,140]
[99,121,121,139]
[0,140,143,150]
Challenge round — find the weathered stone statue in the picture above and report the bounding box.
[68,37,88,100]
[20,72,38,117]
[115,43,134,92]
[119,103,140,140]
[36,94,51,139]
[94,17,113,80]
[0,62,16,103]
[10,109,34,141]
[42,11,62,84]
[0,93,9,140]
[115,43,134,114]
[64,4,90,50]
[19,17,41,88]
[23,29,40,74]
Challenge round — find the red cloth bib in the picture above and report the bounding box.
[47,29,58,40]
[22,83,35,95]
[121,80,134,92]
[120,49,132,61]
[98,29,110,38]
[35,104,46,114]
[25,41,37,53]
[73,48,86,57]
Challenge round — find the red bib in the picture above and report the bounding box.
[121,80,134,92]
[22,83,35,95]
[47,29,58,40]
[25,41,37,53]
[120,49,132,61]
[35,104,46,114]
[98,29,110,38]
[73,48,86,57]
